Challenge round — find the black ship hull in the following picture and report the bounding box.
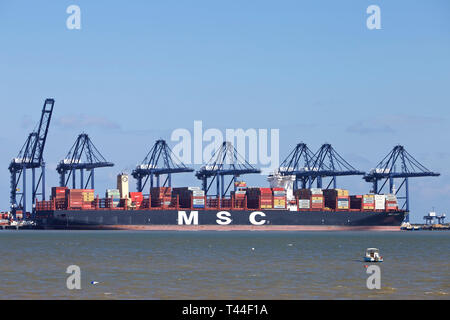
[35,209,406,231]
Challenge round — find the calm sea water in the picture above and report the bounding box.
[0,230,448,299]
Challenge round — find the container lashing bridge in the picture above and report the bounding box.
[195,141,261,197]
[363,145,440,222]
[8,99,54,219]
[132,139,194,192]
[56,133,114,189]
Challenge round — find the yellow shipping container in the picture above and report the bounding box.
[311,196,323,201]
[83,192,94,202]
[337,189,349,197]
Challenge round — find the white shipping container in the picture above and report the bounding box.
[337,200,349,208]
[312,199,323,204]
[299,199,311,208]
[363,196,375,204]
[374,195,386,210]
[385,194,397,202]
[192,199,205,204]
[310,188,323,195]
[192,191,205,197]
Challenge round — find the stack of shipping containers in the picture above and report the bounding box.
[272,188,286,209]
[82,189,94,209]
[385,194,398,210]
[259,188,272,209]
[53,186,94,210]
[362,194,375,210]
[311,188,324,210]
[65,189,83,209]
[49,180,400,213]
[231,188,246,208]
[247,188,272,209]
[323,189,337,210]
[350,195,362,210]
[294,189,312,210]
[172,187,205,208]
[374,194,386,211]
[51,186,68,209]
[323,189,349,210]
[129,192,144,208]
[106,189,121,207]
[191,188,205,208]
[336,189,349,210]
[150,187,172,207]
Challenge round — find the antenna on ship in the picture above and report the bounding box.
[56,133,114,189]
[363,145,440,222]
[195,141,261,197]
[131,139,194,192]
[8,99,55,219]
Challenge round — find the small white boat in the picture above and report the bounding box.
[364,248,383,262]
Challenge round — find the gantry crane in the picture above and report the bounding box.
[8,98,54,218]
[277,143,317,190]
[309,144,365,189]
[56,133,114,189]
[278,143,365,190]
[364,145,440,221]
[132,139,194,192]
[195,141,261,197]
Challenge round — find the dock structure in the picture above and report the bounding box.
[364,145,440,222]
[423,212,446,225]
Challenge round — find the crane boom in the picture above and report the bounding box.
[9,99,54,218]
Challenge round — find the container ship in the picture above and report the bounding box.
[9,99,441,231]
[34,174,406,231]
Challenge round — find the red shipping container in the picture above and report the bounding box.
[52,187,68,199]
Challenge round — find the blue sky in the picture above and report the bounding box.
[0,1,449,222]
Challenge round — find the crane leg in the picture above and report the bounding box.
[22,167,26,218]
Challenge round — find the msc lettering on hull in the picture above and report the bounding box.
[177,211,267,225]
